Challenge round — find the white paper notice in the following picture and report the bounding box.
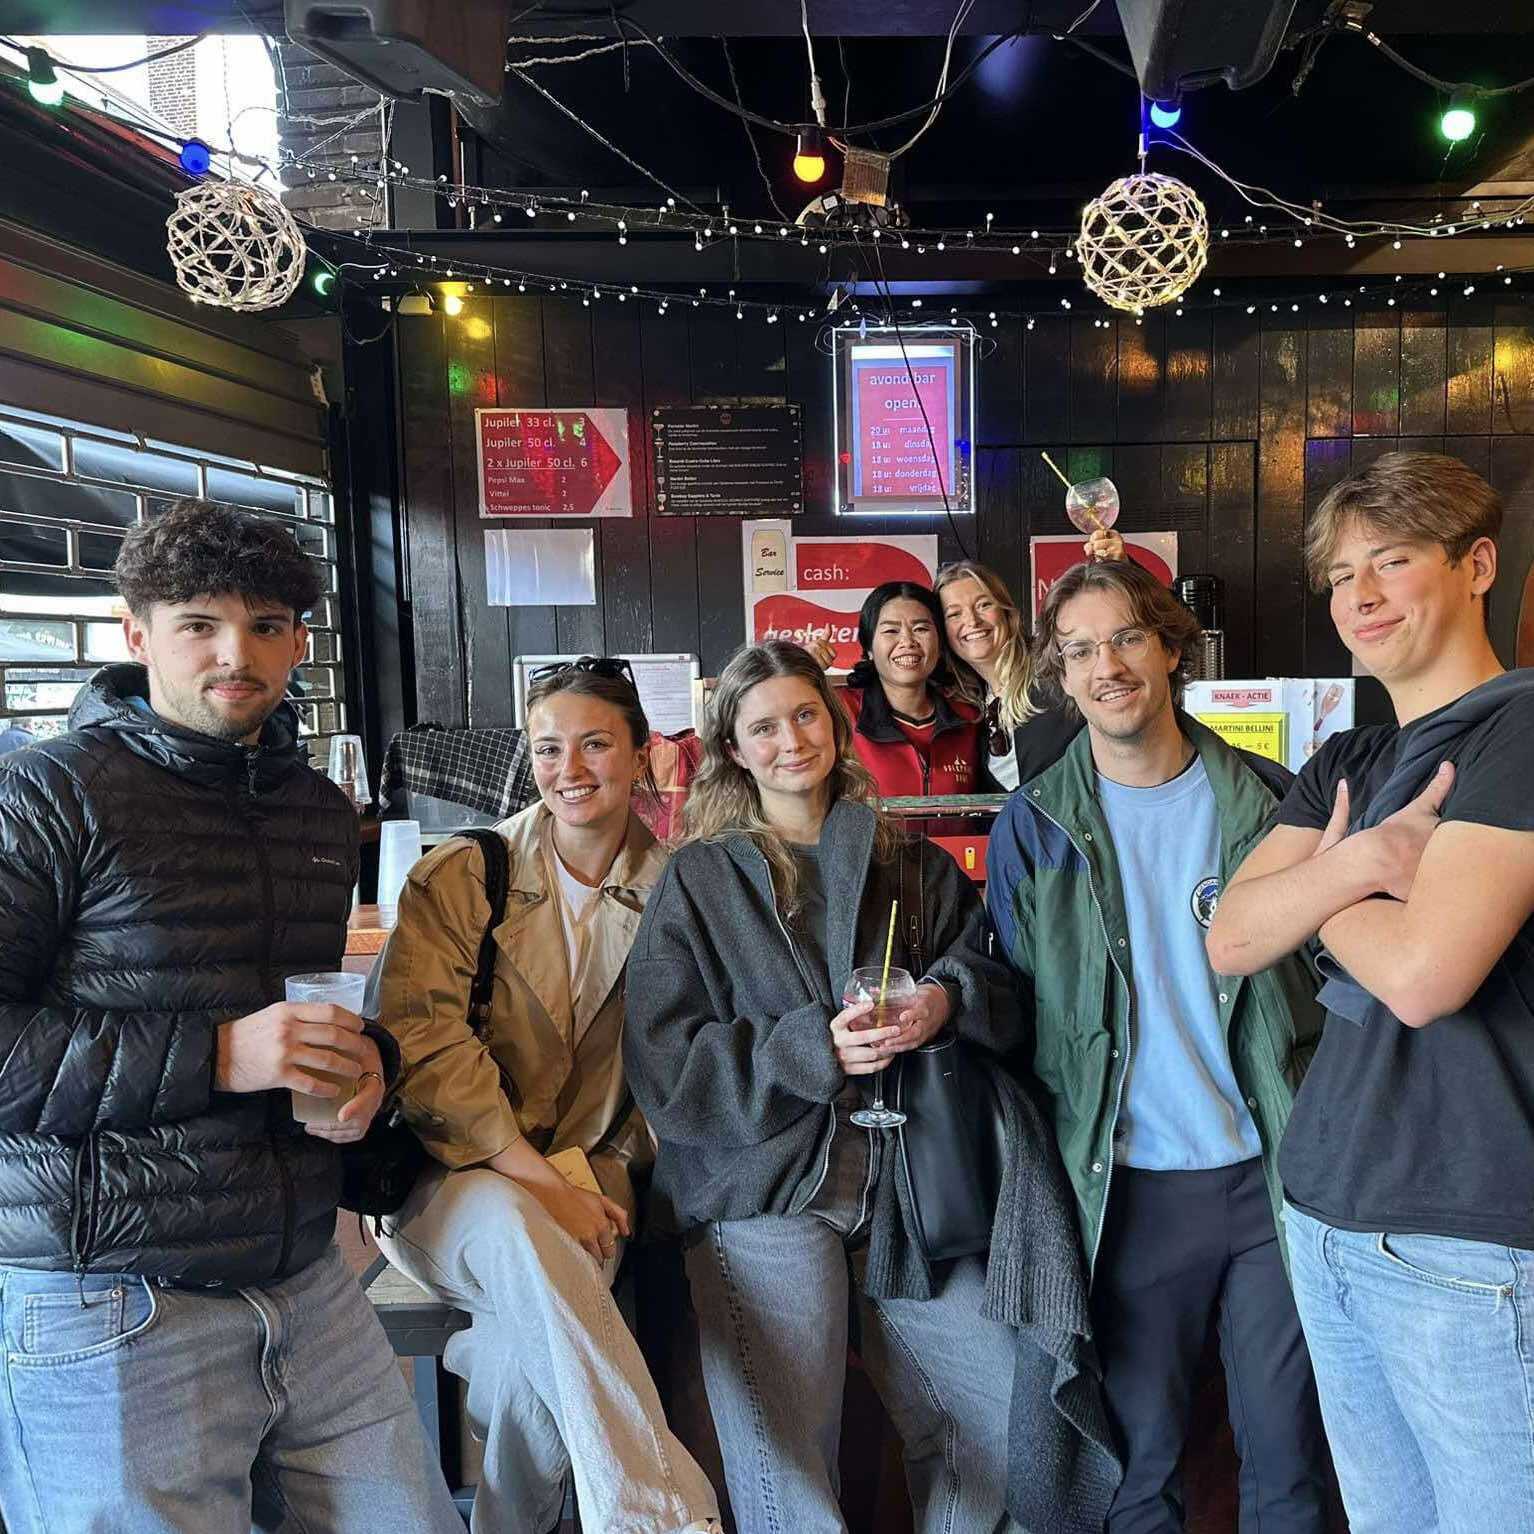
[486,529,596,606]
[631,659,696,735]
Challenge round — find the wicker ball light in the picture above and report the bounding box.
[1076,171,1209,314]
[165,181,307,312]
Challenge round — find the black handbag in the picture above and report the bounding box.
[339,827,511,1217]
[891,838,1007,1264]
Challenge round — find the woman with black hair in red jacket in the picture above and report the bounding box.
[840,581,983,797]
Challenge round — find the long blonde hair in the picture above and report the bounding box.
[933,561,1043,732]
[680,640,900,917]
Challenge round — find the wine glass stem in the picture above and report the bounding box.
[869,1067,888,1112]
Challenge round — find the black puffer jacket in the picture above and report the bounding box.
[0,664,360,1287]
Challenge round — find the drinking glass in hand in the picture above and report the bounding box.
[842,964,916,1129]
[285,971,366,1124]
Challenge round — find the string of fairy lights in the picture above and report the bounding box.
[7,29,1533,329]
[294,156,1534,265]
[320,222,1533,336]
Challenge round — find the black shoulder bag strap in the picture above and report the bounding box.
[456,827,510,1044]
[900,835,926,975]
[457,826,635,1154]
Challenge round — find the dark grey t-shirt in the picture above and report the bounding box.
[1275,689,1534,1249]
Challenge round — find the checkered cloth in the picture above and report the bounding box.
[378,722,704,840]
[379,723,536,819]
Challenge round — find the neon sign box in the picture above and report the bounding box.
[832,324,976,518]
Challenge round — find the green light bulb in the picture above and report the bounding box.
[26,49,63,107]
[1441,93,1477,143]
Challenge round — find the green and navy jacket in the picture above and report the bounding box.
[985,712,1324,1281]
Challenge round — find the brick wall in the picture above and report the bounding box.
[275,42,387,232]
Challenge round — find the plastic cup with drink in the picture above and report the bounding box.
[284,970,367,1124]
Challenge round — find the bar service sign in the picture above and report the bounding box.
[476,407,632,518]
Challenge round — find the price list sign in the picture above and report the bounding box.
[653,405,803,517]
[475,407,632,518]
[850,355,954,500]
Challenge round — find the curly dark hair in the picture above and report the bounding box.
[114,499,325,619]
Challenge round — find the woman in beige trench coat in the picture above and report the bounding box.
[372,660,720,1534]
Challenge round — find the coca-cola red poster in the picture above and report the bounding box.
[747,590,869,672]
[743,521,938,671]
[1028,532,1179,618]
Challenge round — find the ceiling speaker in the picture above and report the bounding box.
[284,1,510,107]
[1113,0,1300,99]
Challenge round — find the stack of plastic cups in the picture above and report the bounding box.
[376,820,423,929]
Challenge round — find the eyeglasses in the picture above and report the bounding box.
[529,656,637,690]
[1057,628,1152,671]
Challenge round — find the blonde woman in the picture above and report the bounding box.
[936,527,1122,791]
[622,641,1099,1533]
[371,659,720,1534]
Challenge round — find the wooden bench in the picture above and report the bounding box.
[362,1255,476,1522]
[361,1254,583,1531]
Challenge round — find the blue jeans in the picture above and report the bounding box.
[685,1212,1018,1534]
[0,1244,464,1534]
[1285,1203,1534,1533]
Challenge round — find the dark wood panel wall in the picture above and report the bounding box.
[392,295,1534,729]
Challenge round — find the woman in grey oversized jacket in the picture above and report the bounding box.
[624,641,1117,1534]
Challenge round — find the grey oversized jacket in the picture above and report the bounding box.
[623,797,1121,1532]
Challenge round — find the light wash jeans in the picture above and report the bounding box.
[379,1167,720,1534]
[1285,1202,1534,1533]
[0,1243,463,1534]
[685,1211,1019,1534]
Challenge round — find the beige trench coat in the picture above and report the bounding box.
[374,802,666,1222]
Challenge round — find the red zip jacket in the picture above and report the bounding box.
[840,683,982,797]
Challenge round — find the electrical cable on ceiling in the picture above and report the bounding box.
[879,0,976,159]
[1056,33,1138,80]
[1064,0,1105,33]
[508,64,705,211]
[611,16,1018,138]
[722,37,790,223]
[1157,126,1528,238]
[38,33,209,72]
[863,235,973,561]
[1351,29,1534,96]
[510,39,653,66]
[800,0,829,128]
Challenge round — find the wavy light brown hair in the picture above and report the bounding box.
[1304,452,1502,619]
[680,640,899,917]
[934,560,1044,731]
[1032,559,1202,712]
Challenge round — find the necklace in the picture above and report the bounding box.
[890,706,937,728]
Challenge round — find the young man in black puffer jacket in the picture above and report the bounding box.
[0,502,461,1534]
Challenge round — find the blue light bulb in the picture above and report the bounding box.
[179,138,211,176]
[1149,100,1182,130]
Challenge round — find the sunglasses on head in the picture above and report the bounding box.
[529,656,638,690]
[983,696,1009,757]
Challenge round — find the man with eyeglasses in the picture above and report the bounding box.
[985,558,1329,1533]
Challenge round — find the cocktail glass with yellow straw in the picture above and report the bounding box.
[845,900,913,1130]
[1042,450,1121,544]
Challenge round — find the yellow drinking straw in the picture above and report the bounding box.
[878,899,899,1010]
[1041,449,1106,533]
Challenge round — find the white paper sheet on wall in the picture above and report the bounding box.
[485,528,596,606]
[513,654,699,735]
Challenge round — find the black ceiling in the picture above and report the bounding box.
[7,1,1533,285]
[1,2,1524,35]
